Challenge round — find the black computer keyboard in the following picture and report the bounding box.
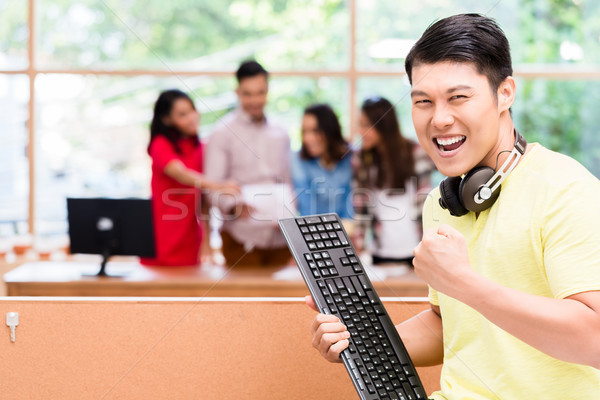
[279,213,428,400]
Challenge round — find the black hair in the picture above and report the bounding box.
[357,96,415,190]
[405,13,512,92]
[300,103,349,163]
[236,60,269,84]
[149,89,198,154]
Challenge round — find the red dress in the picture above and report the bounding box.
[141,136,203,266]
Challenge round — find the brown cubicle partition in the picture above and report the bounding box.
[0,297,441,399]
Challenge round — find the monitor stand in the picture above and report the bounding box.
[82,249,130,278]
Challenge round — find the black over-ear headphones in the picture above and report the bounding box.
[439,129,527,216]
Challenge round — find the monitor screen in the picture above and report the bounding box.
[67,198,155,276]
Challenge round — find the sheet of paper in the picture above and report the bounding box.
[241,183,297,225]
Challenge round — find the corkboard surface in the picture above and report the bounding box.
[0,297,440,399]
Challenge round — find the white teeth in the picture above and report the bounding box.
[436,136,465,146]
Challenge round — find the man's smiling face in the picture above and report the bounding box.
[410,61,506,177]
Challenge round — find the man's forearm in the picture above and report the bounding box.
[456,274,600,368]
[397,307,444,367]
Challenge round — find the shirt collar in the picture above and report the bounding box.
[235,106,268,125]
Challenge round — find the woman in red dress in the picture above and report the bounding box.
[141,89,238,266]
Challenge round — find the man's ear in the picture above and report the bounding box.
[497,76,516,112]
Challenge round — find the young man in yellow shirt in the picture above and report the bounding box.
[308,13,600,398]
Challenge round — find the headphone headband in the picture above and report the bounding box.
[473,129,527,204]
[439,129,527,216]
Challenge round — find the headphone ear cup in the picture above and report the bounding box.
[439,176,468,217]
[459,166,499,213]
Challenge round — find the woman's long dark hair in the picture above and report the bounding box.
[357,96,415,190]
[149,89,199,154]
[300,103,349,163]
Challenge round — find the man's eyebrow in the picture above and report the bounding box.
[447,85,473,93]
[410,85,474,98]
[410,90,428,98]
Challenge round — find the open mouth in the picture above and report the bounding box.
[435,136,466,152]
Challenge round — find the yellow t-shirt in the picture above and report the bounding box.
[424,144,600,399]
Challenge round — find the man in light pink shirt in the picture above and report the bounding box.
[204,60,292,267]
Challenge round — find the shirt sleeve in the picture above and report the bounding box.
[337,154,354,219]
[541,176,600,299]
[278,132,292,185]
[204,127,237,214]
[149,136,180,171]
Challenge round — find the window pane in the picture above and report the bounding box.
[34,74,349,234]
[0,74,29,236]
[268,76,350,150]
[356,0,600,70]
[513,79,600,177]
[356,0,513,71]
[508,1,600,64]
[0,1,28,70]
[36,0,349,71]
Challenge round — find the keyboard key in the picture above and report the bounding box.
[321,215,337,222]
[337,231,350,246]
[350,276,365,297]
[403,383,416,400]
[358,275,369,290]
[344,278,356,294]
[413,386,428,399]
[409,376,420,387]
[305,216,321,224]
[327,280,338,295]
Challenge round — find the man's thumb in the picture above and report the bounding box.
[437,223,459,238]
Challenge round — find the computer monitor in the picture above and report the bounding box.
[66,198,156,277]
